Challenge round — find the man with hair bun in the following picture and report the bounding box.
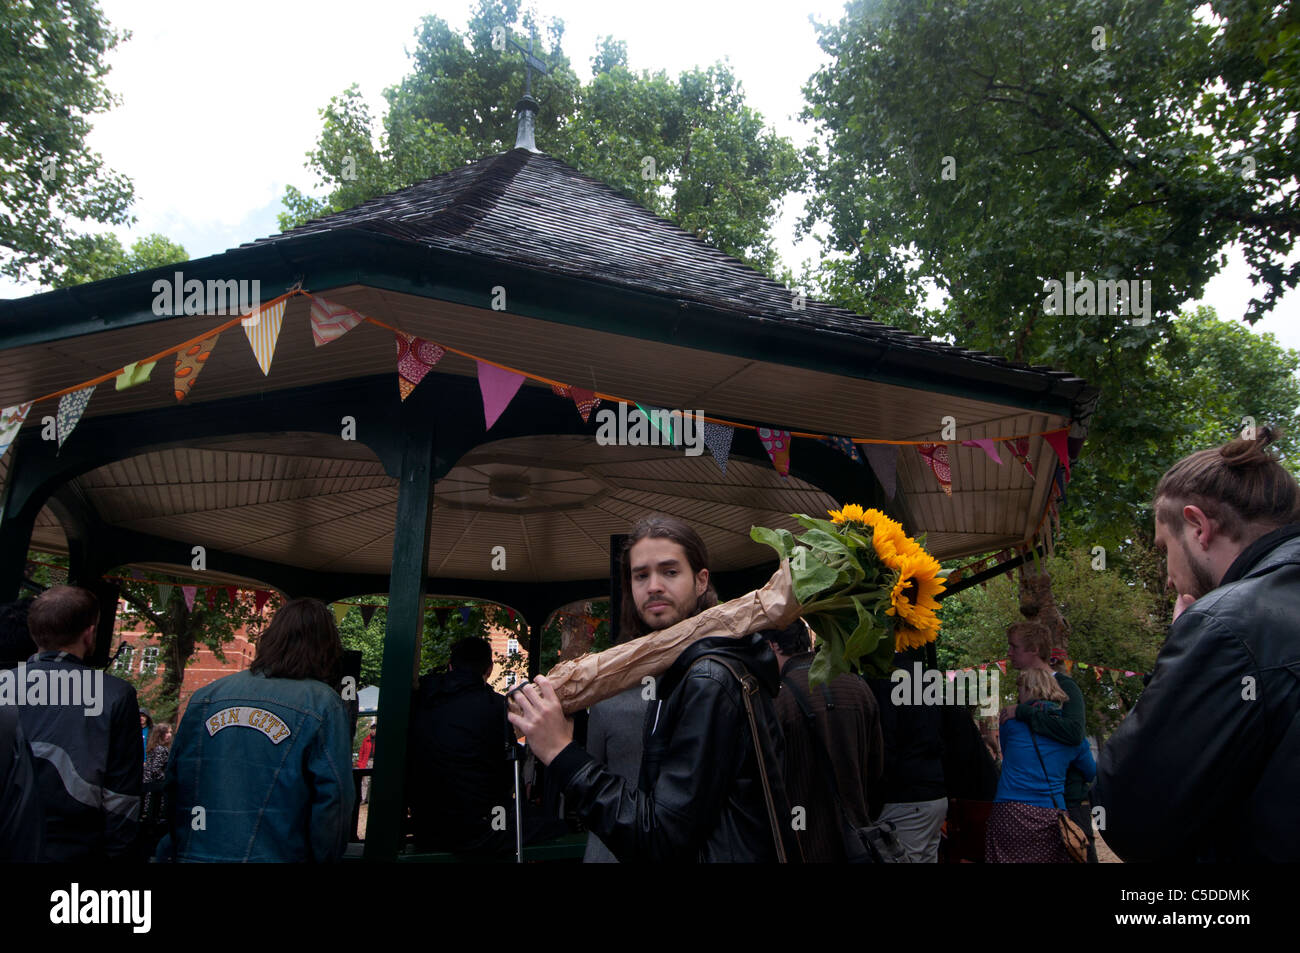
[1094,428,1300,862]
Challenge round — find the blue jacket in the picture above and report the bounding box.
[158,669,354,862]
[996,711,1096,809]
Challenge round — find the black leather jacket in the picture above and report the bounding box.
[1094,523,1300,862]
[549,634,801,862]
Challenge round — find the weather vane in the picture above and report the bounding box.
[508,27,549,99]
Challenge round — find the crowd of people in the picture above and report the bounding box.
[1,430,1297,862]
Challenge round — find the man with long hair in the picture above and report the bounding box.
[1094,429,1300,861]
[509,514,801,862]
[157,597,354,862]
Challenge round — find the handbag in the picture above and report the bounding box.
[781,666,909,863]
[1029,731,1088,863]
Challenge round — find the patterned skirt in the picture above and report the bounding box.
[984,801,1073,863]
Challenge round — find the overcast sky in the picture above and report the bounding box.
[6,0,1296,355]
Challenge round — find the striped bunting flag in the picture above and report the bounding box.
[308,295,364,347]
[0,401,33,462]
[241,299,286,375]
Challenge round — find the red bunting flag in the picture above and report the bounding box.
[254,590,271,614]
[1043,429,1071,480]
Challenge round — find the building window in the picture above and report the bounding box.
[506,638,520,656]
[141,646,160,675]
[113,644,134,674]
[504,671,517,687]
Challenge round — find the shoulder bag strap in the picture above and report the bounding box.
[696,654,788,863]
[1028,730,1066,811]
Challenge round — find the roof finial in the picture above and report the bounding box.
[508,28,548,153]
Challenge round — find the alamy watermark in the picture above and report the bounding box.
[890,662,1000,717]
[594,404,704,457]
[0,661,103,716]
[1043,272,1151,326]
[151,271,262,324]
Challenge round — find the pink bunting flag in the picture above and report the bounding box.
[916,443,953,496]
[996,660,1007,674]
[1124,671,1136,678]
[309,295,364,346]
[477,361,525,429]
[757,427,791,477]
[182,586,197,611]
[1043,429,1071,479]
[961,438,1003,465]
[395,331,446,401]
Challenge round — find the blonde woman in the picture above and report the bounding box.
[985,670,1095,862]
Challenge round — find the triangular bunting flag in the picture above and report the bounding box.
[225,586,238,605]
[0,401,34,461]
[156,584,173,609]
[434,607,450,629]
[1044,429,1071,479]
[174,335,220,401]
[459,606,472,624]
[56,386,95,450]
[1054,465,1068,501]
[1064,659,1075,674]
[182,586,197,611]
[308,295,364,346]
[1124,670,1136,678]
[1094,666,1104,682]
[332,602,350,626]
[1077,661,1088,670]
[916,443,952,496]
[477,361,525,429]
[703,421,734,474]
[819,435,863,464]
[129,569,144,580]
[205,586,219,608]
[360,605,377,628]
[569,386,599,424]
[978,663,988,672]
[757,427,791,477]
[1108,669,1119,684]
[254,590,271,614]
[394,331,446,401]
[551,383,570,398]
[1004,437,1036,481]
[115,360,157,391]
[961,438,1003,465]
[863,444,898,500]
[996,660,1007,674]
[241,299,286,375]
[636,403,677,443]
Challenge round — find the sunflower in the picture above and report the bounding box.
[885,550,946,648]
[828,504,869,526]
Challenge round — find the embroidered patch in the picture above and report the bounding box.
[204,706,291,744]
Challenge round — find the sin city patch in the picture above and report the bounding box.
[205,706,291,744]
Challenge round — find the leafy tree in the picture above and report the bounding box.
[113,578,278,724]
[0,0,135,284]
[279,0,800,272]
[51,232,188,288]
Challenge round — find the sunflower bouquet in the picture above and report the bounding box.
[750,504,945,685]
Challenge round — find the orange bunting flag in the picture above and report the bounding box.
[174,335,220,401]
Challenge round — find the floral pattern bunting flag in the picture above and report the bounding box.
[818,435,863,464]
[569,386,599,424]
[394,331,446,400]
[56,386,95,450]
[1004,437,1036,481]
[916,442,952,496]
[757,427,791,477]
[0,401,34,461]
[703,421,734,474]
[308,295,364,346]
[174,336,220,401]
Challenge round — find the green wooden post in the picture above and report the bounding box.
[364,401,435,860]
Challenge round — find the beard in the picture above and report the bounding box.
[1179,540,1219,600]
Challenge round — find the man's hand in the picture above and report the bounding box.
[506,675,573,766]
[1172,592,1197,622]
[999,704,1017,725]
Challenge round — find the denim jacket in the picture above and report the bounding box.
[157,669,354,862]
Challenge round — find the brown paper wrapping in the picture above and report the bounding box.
[542,559,800,714]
